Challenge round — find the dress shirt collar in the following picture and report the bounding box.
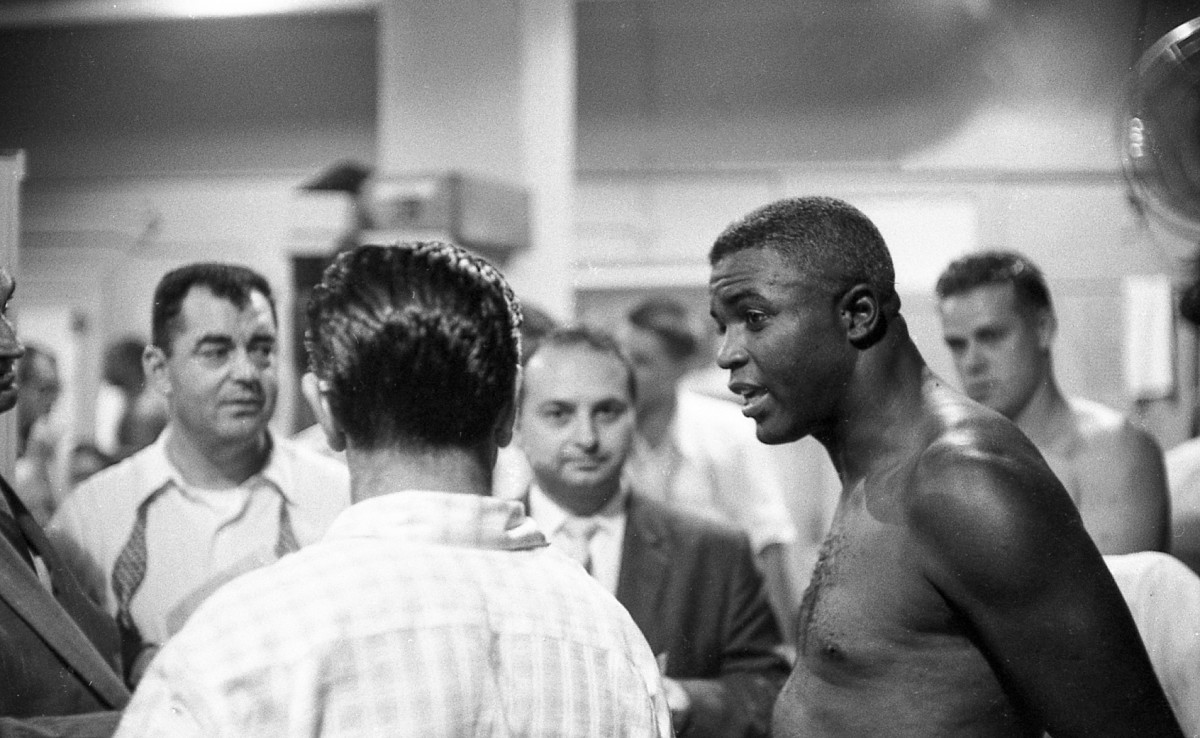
[133,426,291,506]
[528,483,627,538]
[326,490,549,552]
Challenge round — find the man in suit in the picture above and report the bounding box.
[0,266,129,736]
[516,325,789,738]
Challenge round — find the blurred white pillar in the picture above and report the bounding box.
[376,0,575,317]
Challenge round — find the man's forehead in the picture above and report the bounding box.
[174,285,276,338]
[525,346,631,398]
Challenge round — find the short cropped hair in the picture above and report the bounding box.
[152,263,276,353]
[521,325,637,405]
[935,250,1053,315]
[305,242,522,451]
[710,196,898,311]
[627,297,699,362]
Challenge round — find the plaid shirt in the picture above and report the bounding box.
[116,491,672,737]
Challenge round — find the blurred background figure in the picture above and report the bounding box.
[1165,263,1200,575]
[94,337,168,462]
[68,442,116,491]
[15,342,62,524]
[617,296,802,637]
[492,300,559,498]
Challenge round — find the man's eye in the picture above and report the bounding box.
[198,346,229,361]
[745,311,768,329]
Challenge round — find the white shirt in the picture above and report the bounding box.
[1105,551,1200,736]
[116,491,672,738]
[528,484,627,596]
[48,428,351,645]
[623,390,797,553]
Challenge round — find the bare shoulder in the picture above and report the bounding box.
[903,402,1087,597]
[1067,397,1161,457]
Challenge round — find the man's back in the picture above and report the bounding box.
[117,491,671,737]
[777,372,1172,737]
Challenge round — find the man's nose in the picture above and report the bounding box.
[570,415,599,449]
[715,329,747,370]
[960,343,986,374]
[229,347,262,381]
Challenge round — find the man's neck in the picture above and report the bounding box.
[819,317,931,483]
[165,424,271,489]
[535,478,621,517]
[345,444,492,504]
[1010,373,1072,451]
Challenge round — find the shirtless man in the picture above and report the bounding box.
[935,251,1169,555]
[707,196,1180,736]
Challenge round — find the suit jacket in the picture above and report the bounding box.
[0,475,128,737]
[617,494,790,738]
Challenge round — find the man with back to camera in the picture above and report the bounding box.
[618,296,803,637]
[517,324,789,738]
[935,251,1169,555]
[0,267,129,736]
[707,196,1181,736]
[115,243,672,737]
[49,263,350,685]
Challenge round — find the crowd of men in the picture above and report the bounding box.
[0,195,1194,736]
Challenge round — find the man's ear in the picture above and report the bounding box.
[1034,308,1057,351]
[143,345,171,398]
[496,367,522,449]
[838,283,886,348]
[300,372,347,452]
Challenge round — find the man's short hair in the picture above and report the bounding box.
[151,263,276,353]
[521,325,637,405]
[709,196,898,311]
[305,242,522,451]
[935,250,1053,315]
[627,296,699,362]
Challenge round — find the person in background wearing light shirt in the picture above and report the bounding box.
[935,251,1169,555]
[115,243,672,737]
[518,324,788,737]
[49,263,349,686]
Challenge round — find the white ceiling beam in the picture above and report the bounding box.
[0,0,379,28]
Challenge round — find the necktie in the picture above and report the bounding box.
[110,484,300,680]
[558,517,600,574]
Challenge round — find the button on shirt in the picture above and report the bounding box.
[529,484,626,595]
[48,429,350,646]
[115,490,672,738]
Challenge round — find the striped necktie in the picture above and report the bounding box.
[110,484,300,680]
[558,517,600,575]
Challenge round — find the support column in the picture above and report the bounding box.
[376,0,575,317]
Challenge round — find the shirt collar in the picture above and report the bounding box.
[134,426,289,505]
[327,491,548,551]
[529,483,627,538]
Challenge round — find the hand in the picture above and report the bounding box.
[662,676,692,732]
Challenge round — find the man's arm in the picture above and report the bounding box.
[1078,420,1170,555]
[672,532,791,738]
[914,436,1182,736]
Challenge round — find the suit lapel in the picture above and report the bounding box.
[616,494,672,653]
[0,521,129,708]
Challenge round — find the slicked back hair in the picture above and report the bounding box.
[935,250,1053,317]
[627,296,699,362]
[152,263,276,354]
[305,242,522,451]
[710,196,898,312]
[520,325,638,407]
